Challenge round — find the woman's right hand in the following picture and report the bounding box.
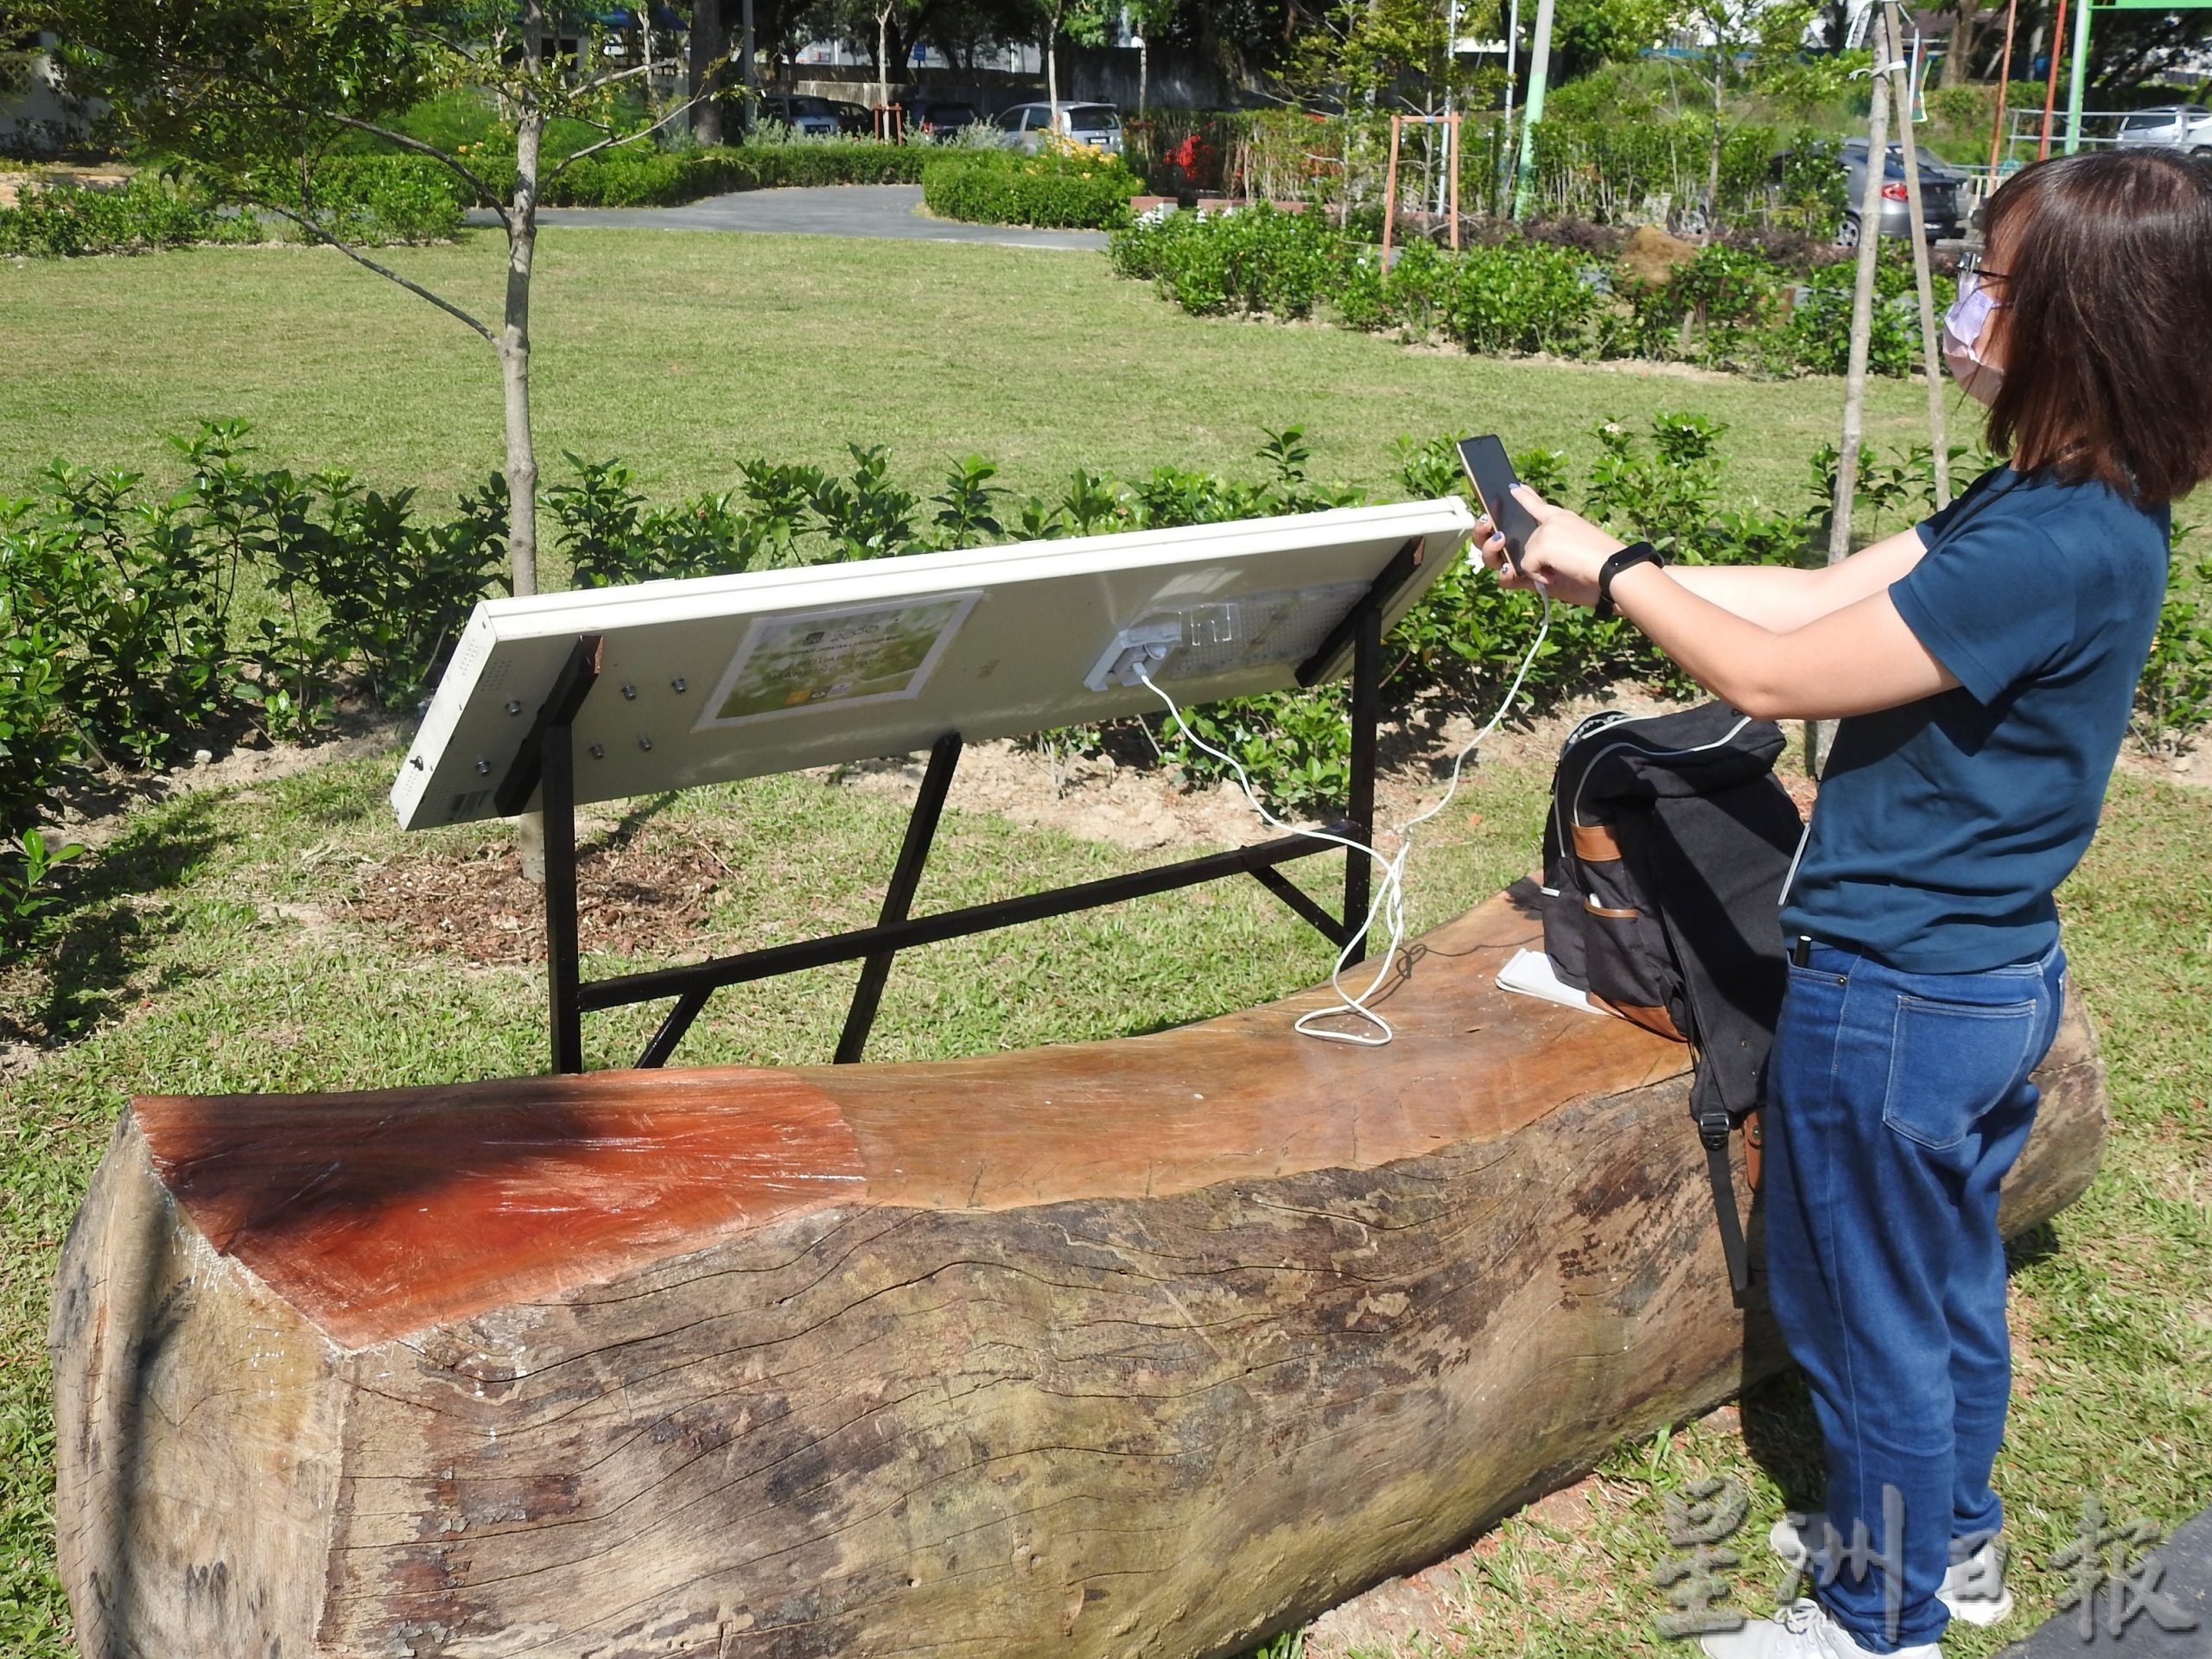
[1474,486,1623,611]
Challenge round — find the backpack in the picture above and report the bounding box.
[1541,702,1805,1297]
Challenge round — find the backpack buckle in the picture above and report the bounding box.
[1697,1109,1733,1151]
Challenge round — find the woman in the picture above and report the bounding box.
[1474,148,2212,1658]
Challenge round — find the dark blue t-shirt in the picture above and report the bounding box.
[1780,464,2169,974]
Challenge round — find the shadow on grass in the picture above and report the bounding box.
[3,797,228,1046]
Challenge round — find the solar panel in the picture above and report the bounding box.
[392,499,1475,830]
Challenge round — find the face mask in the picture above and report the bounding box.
[1942,271,2004,407]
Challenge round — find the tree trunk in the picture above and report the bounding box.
[48,890,2110,1659]
[1942,0,1983,86]
[1044,5,1060,135]
[1811,39,1893,776]
[877,3,891,113]
[1884,0,1950,511]
[505,81,546,876]
[1706,62,1725,227]
[690,0,729,145]
[500,165,539,599]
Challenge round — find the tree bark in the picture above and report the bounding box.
[690,0,729,145]
[877,2,891,113]
[1883,0,1950,511]
[505,26,546,874]
[505,8,546,602]
[1942,0,1985,86]
[1045,3,1061,134]
[1707,62,1724,226]
[48,890,2109,1659]
[1811,39,1893,776]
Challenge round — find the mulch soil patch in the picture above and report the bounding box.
[344,829,722,965]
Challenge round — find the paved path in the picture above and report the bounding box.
[1999,1502,2212,1654]
[473,185,1108,251]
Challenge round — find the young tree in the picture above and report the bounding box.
[1284,0,1487,219]
[1552,0,1672,79]
[40,0,721,599]
[1667,0,1815,226]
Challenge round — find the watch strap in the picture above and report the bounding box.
[1594,541,1663,621]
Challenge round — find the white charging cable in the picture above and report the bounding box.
[1136,588,1553,1046]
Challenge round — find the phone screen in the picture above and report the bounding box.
[1456,435,1537,575]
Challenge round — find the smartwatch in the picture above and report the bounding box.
[1594,541,1664,621]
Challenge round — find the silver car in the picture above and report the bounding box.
[755,94,839,139]
[2115,105,2212,154]
[1836,138,1968,246]
[993,101,1122,156]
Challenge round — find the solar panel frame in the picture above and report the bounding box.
[391,499,1475,831]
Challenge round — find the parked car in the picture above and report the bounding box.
[755,93,838,137]
[906,99,982,143]
[1836,138,1968,246]
[825,99,874,137]
[2114,105,2212,154]
[993,101,1122,156]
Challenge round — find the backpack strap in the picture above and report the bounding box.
[1699,1104,1753,1296]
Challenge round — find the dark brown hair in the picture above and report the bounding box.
[1981,149,2212,504]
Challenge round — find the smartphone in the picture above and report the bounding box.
[1456,435,1537,576]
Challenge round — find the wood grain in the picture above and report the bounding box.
[50,889,2108,1659]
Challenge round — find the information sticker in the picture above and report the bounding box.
[693,591,981,729]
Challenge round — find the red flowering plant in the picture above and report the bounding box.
[1160,131,1215,202]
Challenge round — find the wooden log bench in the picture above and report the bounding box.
[49,887,2108,1659]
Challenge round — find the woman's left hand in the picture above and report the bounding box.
[1473,486,1628,610]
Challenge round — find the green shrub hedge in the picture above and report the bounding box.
[1110,204,1927,378]
[0,175,263,257]
[0,160,461,256]
[9,418,2203,959]
[305,140,931,212]
[0,143,933,256]
[267,154,465,243]
[921,149,1141,230]
[540,141,929,207]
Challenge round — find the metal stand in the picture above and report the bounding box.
[493,634,605,1075]
[503,544,1423,1074]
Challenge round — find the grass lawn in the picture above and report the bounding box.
[1,227,1948,512]
[1,743,2206,1657]
[2,227,2206,1656]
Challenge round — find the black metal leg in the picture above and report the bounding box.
[543,719,584,1075]
[836,733,963,1064]
[1249,864,1352,947]
[503,634,604,1077]
[508,548,1421,1071]
[1342,600,1383,967]
[636,985,712,1069]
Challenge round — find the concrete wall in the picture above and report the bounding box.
[0,35,96,155]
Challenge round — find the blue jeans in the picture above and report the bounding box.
[1763,936,2067,1652]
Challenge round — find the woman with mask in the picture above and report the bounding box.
[1473,148,2212,1658]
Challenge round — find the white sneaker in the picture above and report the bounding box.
[1698,1597,1940,1658]
[1770,1511,2014,1627]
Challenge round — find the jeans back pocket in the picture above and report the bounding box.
[1881,993,2041,1150]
